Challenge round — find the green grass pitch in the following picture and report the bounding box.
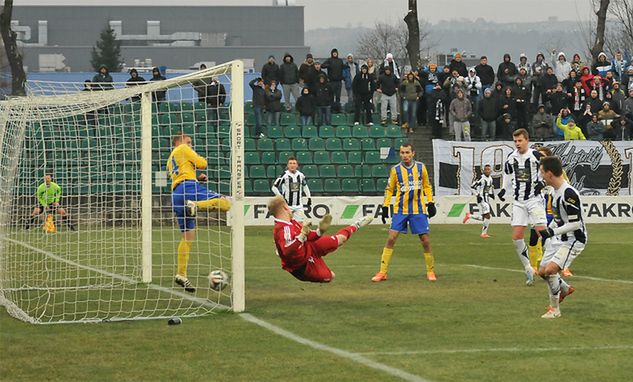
[1,223,633,381]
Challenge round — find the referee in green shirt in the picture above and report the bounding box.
[25,174,75,231]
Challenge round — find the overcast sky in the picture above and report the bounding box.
[19,0,594,30]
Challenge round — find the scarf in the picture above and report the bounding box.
[383,59,400,79]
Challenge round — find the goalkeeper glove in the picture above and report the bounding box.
[306,198,312,207]
[534,181,545,196]
[426,202,437,218]
[298,221,312,242]
[497,189,506,202]
[539,227,555,240]
[381,206,389,224]
[476,195,482,204]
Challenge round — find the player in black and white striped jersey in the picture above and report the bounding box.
[463,164,495,238]
[271,157,312,220]
[537,156,587,319]
[497,129,547,286]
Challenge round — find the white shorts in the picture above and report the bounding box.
[289,205,305,220]
[511,197,547,227]
[479,201,491,215]
[541,239,585,270]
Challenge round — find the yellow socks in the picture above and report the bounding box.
[528,241,543,270]
[379,247,393,274]
[177,239,193,277]
[196,198,231,212]
[424,252,435,273]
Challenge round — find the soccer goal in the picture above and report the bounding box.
[0,61,245,324]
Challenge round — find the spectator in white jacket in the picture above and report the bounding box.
[552,50,572,83]
[466,68,482,116]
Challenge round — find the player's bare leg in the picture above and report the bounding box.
[539,261,564,318]
[372,230,400,282]
[56,207,76,231]
[512,225,538,286]
[175,230,196,293]
[25,207,42,230]
[419,233,436,281]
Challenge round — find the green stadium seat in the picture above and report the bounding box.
[386,153,400,164]
[267,165,283,178]
[245,138,257,151]
[376,178,388,190]
[308,138,326,151]
[246,113,256,126]
[352,125,369,138]
[262,152,277,165]
[319,125,335,138]
[295,151,313,164]
[376,138,393,149]
[393,137,408,148]
[280,113,297,126]
[335,125,352,138]
[324,179,341,193]
[348,151,363,164]
[337,165,355,178]
[342,138,361,151]
[302,125,319,138]
[331,113,349,126]
[245,101,254,110]
[181,102,194,110]
[341,179,359,193]
[319,165,337,178]
[277,151,295,163]
[386,126,404,138]
[365,151,382,164]
[371,164,389,178]
[313,151,330,164]
[253,180,271,194]
[369,126,387,138]
[355,164,371,178]
[244,179,253,194]
[275,138,291,151]
[285,125,302,138]
[291,138,308,151]
[181,111,195,123]
[245,152,260,165]
[257,138,274,151]
[360,138,376,151]
[302,164,319,178]
[331,151,347,164]
[325,138,343,151]
[267,126,284,139]
[307,179,324,193]
[249,165,267,179]
[360,179,377,193]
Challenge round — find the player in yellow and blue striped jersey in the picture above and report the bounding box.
[167,134,231,293]
[371,143,437,282]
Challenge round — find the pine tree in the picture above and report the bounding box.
[90,26,123,72]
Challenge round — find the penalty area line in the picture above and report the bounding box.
[358,344,633,356]
[239,313,432,382]
[459,264,633,285]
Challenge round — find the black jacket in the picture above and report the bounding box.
[249,79,266,107]
[479,96,499,122]
[315,79,334,106]
[296,93,316,116]
[539,73,558,91]
[549,92,570,115]
[265,88,283,112]
[307,68,327,93]
[352,72,375,99]
[279,54,299,85]
[377,73,399,96]
[206,82,226,108]
[261,62,280,84]
[499,95,517,118]
[475,64,495,86]
[497,60,517,85]
[449,59,468,77]
[322,49,344,81]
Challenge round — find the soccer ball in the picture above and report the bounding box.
[208,270,229,291]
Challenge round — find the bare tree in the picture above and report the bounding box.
[589,0,611,64]
[606,0,633,53]
[404,0,420,68]
[356,20,434,66]
[0,0,26,96]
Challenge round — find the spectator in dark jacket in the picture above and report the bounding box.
[377,66,400,125]
[261,56,280,85]
[475,56,496,91]
[265,80,283,126]
[539,66,559,104]
[531,104,554,140]
[427,84,447,138]
[296,87,316,126]
[126,68,146,102]
[150,67,167,104]
[315,74,333,126]
[343,53,359,106]
[586,113,604,140]
[399,72,423,132]
[610,115,633,140]
[206,77,226,121]
[449,52,468,77]
[513,77,529,129]
[192,64,209,104]
[478,88,499,140]
[322,48,344,112]
[584,89,603,114]
[249,77,267,138]
[306,61,326,95]
[352,64,375,126]
[497,54,517,86]
[499,87,517,120]
[298,54,315,84]
[549,83,570,116]
[279,53,300,111]
[531,52,549,105]
[497,112,516,140]
[92,65,114,91]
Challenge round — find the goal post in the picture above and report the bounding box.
[0,60,245,324]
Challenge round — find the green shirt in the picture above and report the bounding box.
[36,182,62,207]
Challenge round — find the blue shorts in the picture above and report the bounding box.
[172,180,221,232]
[390,213,430,235]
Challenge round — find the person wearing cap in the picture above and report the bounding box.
[531,104,553,140]
[449,52,467,77]
[479,88,499,140]
[279,53,301,112]
[261,55,280,85]
[322,48,345,112]
[497,53,517,87]
[598,101,619,122]
[475,56,495,93]
[556,110,586,140]
[551,50,572,83]
[449,89,472,141]
[299,53,315,84]
[517,53,532,76]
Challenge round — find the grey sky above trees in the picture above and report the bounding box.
[21,0,593,30]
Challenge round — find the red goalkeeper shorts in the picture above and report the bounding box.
[290,235,339,283]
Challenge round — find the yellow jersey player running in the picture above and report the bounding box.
[167,134,231,293]
[372,143,437,282]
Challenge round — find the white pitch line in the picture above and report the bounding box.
[460,264,633,285]
[358,344,633,356]
[239,313,431,382]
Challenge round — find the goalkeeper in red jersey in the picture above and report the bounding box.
[269,196,372,283]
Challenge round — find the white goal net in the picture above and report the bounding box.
[0,61,245,324]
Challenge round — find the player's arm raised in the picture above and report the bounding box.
[421,164,436,218]
[381,168,397,223]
